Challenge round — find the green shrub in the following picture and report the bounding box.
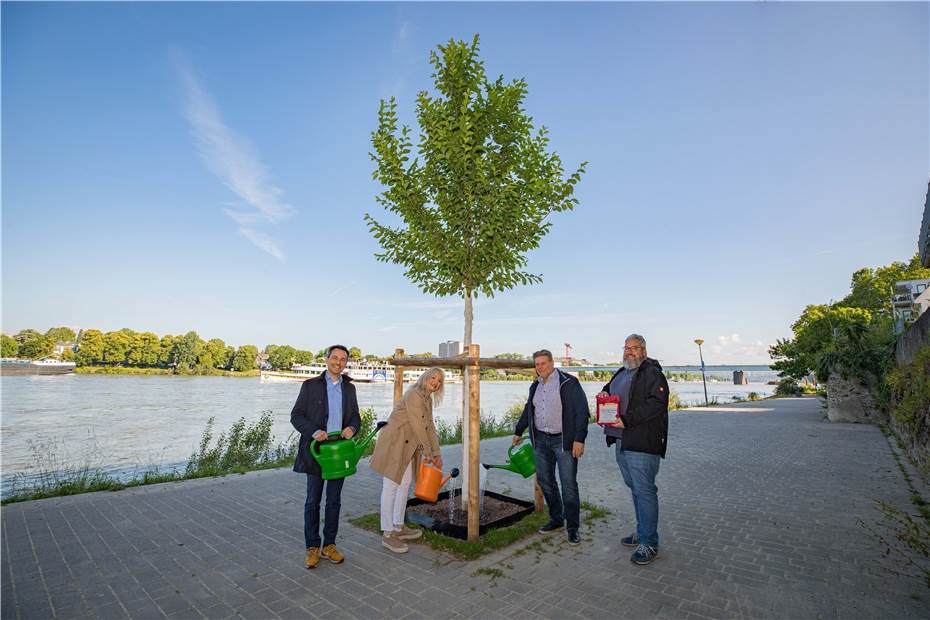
[186,410,295,476]
[888,345,930,440]
[774,379,803,397]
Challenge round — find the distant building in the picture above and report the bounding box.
[920,180,930,268]
[438,340,462,357]
[53,342,75,356]
[892,278,930,334]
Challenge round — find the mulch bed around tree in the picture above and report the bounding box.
[407,494,526,527]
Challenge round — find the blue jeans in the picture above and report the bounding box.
[304,474,345,548]
[533,432,580,532]
[615,445,661,547]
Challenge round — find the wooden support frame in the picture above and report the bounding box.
[390,346,543,540]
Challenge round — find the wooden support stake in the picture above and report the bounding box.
[534,478,545,512]
[393,348,404,406]
[467,344,481,541]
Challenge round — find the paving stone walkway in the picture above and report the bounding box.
[2,396,927,619]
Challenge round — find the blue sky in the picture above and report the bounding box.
[3,2,928,365]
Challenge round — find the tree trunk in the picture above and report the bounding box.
[461,291,473,508]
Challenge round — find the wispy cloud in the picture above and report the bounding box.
[327,281,358,298]
[238,228,284,262]
[381,18,416,100]
[176,53,295,261]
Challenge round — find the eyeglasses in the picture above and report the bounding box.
[623,346,643,352]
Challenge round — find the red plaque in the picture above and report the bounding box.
[596,394,623,427]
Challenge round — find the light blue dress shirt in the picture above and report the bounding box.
[325,373,343,434]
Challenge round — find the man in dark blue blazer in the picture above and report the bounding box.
[290,344,361,569]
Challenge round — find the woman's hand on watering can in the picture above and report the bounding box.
[511,435,523,446]
[341,427,355,439]
[312,430,328,442]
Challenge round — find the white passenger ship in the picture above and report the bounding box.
[260,361,461,384]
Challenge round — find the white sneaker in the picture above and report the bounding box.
[381,532,409,554]
[394,525,423,541]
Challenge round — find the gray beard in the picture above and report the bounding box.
[623,358,643,370]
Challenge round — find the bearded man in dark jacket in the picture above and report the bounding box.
[599,334,669,566]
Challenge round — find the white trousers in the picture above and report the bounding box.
[380,461,413,533]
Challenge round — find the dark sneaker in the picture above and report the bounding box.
[538,520,564,534]
[567,530,581,545]
[621,533,639,547]
[630,544,658,565]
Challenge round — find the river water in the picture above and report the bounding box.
[0,371,775,496]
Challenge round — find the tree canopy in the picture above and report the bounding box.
[770,253,928,383]
[366,34,586,345]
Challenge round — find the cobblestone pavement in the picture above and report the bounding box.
[3,396,927,619]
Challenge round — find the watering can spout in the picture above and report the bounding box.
[481,439,536,478]
[440,467,460,488]
[484,462,520,474]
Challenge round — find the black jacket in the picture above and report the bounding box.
[601,358,669,458]
[290,372,362,476]
[515,369,589,452]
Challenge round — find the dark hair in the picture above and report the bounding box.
[532,349,553,361]
[326,344,349,359]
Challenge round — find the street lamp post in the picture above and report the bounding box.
[694,339,708,406]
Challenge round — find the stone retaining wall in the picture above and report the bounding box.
[826,372,879,423]
[895,308,930,366]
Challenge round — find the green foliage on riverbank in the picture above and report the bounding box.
[435,402,525,445]
[888,344,930,465]
[2,411,298,504]
[7,325,376,373]
[770,254,929,411]
[75,366,260,377]
[186,411,297,476]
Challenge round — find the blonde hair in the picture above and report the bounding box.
[410,367,444,406]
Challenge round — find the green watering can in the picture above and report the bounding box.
[310,421,387,480]
[483,437,536,478]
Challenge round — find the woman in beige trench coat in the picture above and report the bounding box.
[368,368,443,554]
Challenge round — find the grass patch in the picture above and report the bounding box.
[350,501,609,561]
[351,509,549,561]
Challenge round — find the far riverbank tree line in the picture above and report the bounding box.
[2,328,367,373]
[3,329,623,379]
[1,328,539,375]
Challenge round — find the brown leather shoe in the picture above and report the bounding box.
[321,544,345,564]
[304,547,320,569]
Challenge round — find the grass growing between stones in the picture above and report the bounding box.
[859,426,930,588]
